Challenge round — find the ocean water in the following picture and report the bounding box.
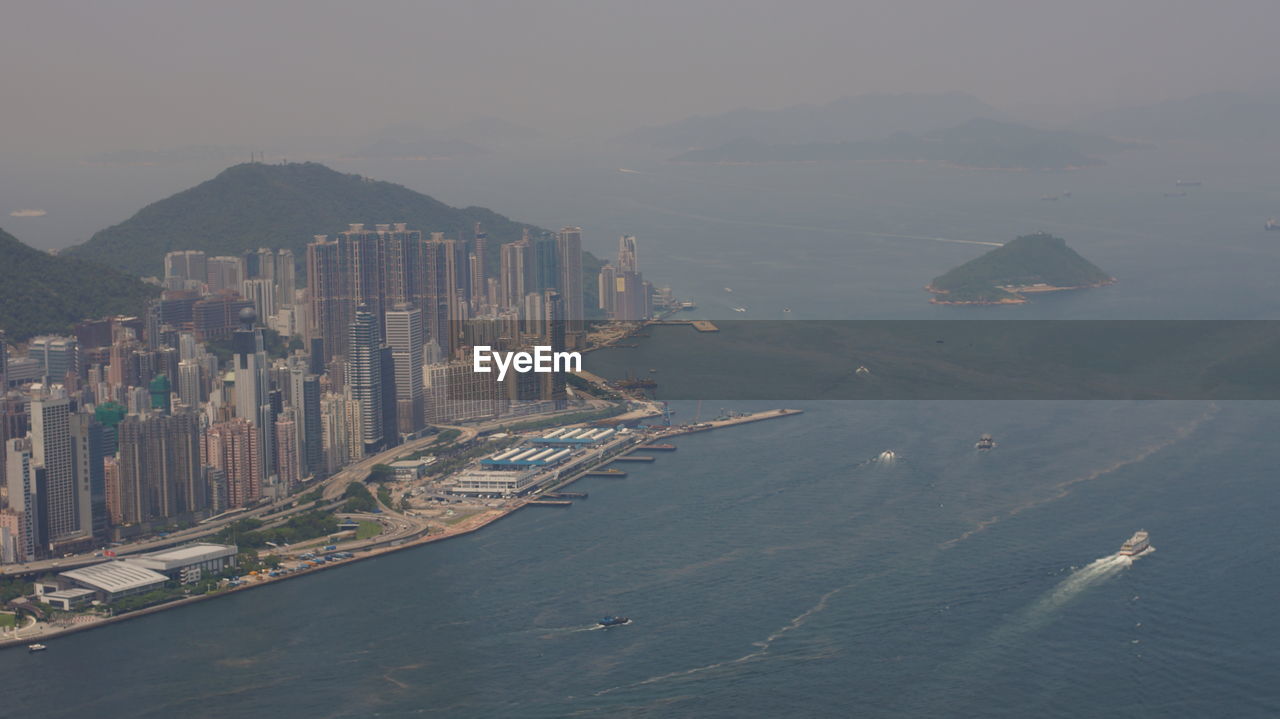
[4,142,1279,716]
[3,400,1278,717]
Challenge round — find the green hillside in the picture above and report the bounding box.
[0,227,159,340]
[928,232,1113,304]
[64,161,595,277]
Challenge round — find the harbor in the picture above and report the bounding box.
[0,407,801,650]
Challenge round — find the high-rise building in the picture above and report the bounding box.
[164,250,207,291]
[557,227,584,324]
[176,360,202,410]
[275,248,296,309]
[320,391,362,474]
[597,263,618,316]
[117,411,203,524]
[69,413,108,541]
[274,410,300,491]
[384,304,425,436]
[617,234,639,273]
[203,418,261,509]
[533,232,560,293]
[206,256,244,293]
[4,437,39,561]
[27,336,80,384]
[31,394,84,548]
[346,306,384,452]
[232,308,273,484]
[241,278,277,324]
[300,374,322,477]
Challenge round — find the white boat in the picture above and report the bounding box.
[28,644,47,653]
[733,307,747,312]
[1119,530,1151,556]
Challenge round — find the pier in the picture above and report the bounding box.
[648,319,720,332]
[544,491,588,499]
[528,500,573,507]
[586,468,628,477]
[639,443,677,451]
[612,455,655,462]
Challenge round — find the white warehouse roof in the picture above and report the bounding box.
[60,562,168,594]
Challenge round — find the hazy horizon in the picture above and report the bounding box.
[6,0,1280,156]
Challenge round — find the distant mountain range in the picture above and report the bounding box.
[620,92,999,148]
[1080,91,1280,143]
[927,232,1113,304]
[671,118,1140,170]
[0,227,158,340]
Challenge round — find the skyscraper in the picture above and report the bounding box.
[275,248,296,309]
[30,394,83,548]
[206,256,244,293]
[203,418,261,509]
[346,306,384,453]
[384,304,425,436]
[618,234,639,273]
[116,411,203,523]
[533,232,560,293]
[233,307,273,486]
[27,336,80,384]
[4,437,39,561]
[274,410,300,491]
[557,227,584,324]
[69,413,108,541]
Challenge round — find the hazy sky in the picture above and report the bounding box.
[4,0,1280,154]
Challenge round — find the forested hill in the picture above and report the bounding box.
[63,161,584,279]
[0,227,158,340]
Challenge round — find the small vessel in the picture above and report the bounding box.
[854,365,871,376]
[648,368,657,373]
[1175,179,1202,187]
[878,450,897,463]
[598,616,631,627]
[783,307,792,313]
[1061,191,1072,198]
[733,306,747,312]
[1266,219,1280,231]
[975,434,996,450]
[679,301,697,310]
[27,644,47,653]
[1119,530,1151,556]
[724,287,733,292]
[1040,194,1059,201]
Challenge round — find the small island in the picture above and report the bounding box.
[927,232,1114,305]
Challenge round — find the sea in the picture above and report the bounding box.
[2,140,1278,716]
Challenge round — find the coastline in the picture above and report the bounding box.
[926,278,1116,305]
[0,408,802,650]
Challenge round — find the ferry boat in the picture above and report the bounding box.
[679,301,698,310]
[975,434,996,450]
[27,644,47,653]
[1119,530,1151,556]
[598,616,630,627]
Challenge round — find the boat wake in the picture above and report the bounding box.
[1025,550,1148,621]
[939,404,1216,551]
[593,585,848,697]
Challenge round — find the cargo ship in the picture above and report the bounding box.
[1119,530,1151,556]
[975,434,996,450]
